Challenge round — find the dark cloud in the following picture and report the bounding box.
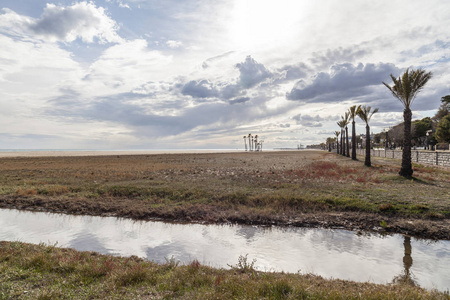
[181,56,273,101]
[45,88,292,138]
[236,56,272,88]
[219,83,242,99]
[229,97,250,105]
[277,63,309,81]
[181,80,219,98]
[287,62,400,102]
[292,114,325,127]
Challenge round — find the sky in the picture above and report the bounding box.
[1,0,449,150]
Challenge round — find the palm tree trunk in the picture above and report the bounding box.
[351,120,356,160]
[341,129,344,156]
[345,126,350,157]
[400,108,413,177]
[336,139,339,154]
[365,124,371,167]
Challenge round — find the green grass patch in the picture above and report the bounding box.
[0,242,448,300]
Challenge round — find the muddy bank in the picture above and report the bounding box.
[1,195,448,240]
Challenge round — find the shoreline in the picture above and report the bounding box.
[0,149,244,157]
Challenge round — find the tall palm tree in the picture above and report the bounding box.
[342,112,350,158]
[243,136,248,151]
[383,68,432,177]
[357,106,379,167]
[349,105,361,160]
[254,135,258,151]
[248,133,252,151]
[334,131,340,154]
[336,120,345,156]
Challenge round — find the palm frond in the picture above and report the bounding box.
[349,105,360,120]
[343,112,350,125]
[357,105,379,124]
[383,68,432,109]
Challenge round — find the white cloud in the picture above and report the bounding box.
[166,40,183,49]
[82,39,173,94]
[1,0,450,149]
[28,2,122,43]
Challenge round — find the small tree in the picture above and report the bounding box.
[412,117,432,146]
[357,106,379,167]
[335,131,340,154]
[435,115,450,143]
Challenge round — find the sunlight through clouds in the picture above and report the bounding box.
[0,0,449,149]
[228,0,310,52]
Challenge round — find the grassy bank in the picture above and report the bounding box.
[0,151,449,239]
[0,241,448,299]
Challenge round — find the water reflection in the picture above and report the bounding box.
[392,236,417,287]
[0,208,448,292]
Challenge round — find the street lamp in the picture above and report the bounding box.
[384,128,389,150]
[426,129,433,151]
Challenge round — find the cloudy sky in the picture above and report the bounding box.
[1,0,449,150]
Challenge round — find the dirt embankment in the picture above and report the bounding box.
[1,195,449,240]
[0,151,449,240]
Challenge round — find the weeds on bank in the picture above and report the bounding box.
[0,242,448,300]
[228,254,256,273]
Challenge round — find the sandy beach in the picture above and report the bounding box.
[0,149,243,158]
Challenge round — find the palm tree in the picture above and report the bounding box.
[342,112,350,158]
[243,136,248,151]
[357,106,379,167]
[336,120,345,156]
[349,105,361,160]
[254,135,258,151]
[248,134,252,151]
[334,131,340,154]
[383,69,432,177]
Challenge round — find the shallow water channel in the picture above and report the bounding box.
[0,208,448,292]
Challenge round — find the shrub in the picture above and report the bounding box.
[15,188,38,197]
[379,203,396,212]
[115,263,150,286]
[228,254,256,273]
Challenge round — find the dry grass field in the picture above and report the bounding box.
[1,151,450,299]
[0,150,449,239]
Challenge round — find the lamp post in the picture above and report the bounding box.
[384,128,389,149]
[426,129,433,151]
